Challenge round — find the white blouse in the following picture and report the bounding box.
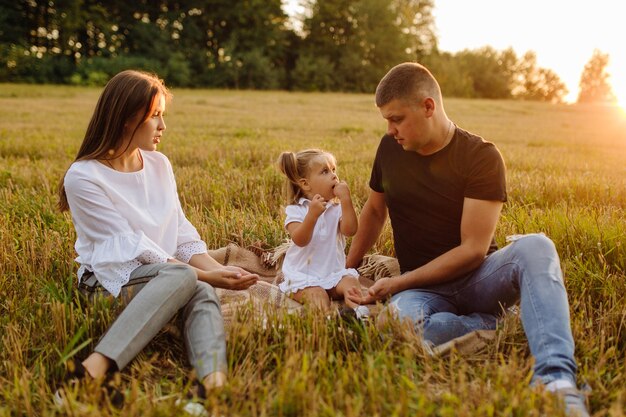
[64,150,207,297]
[279,198,358,294]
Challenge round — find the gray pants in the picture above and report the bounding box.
[80,263,227,379]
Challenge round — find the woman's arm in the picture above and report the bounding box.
[185,252,258,290]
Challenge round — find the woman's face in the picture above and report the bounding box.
[127,94,166,152]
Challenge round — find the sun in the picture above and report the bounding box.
[616,89,626,112]
[607,60,626,111]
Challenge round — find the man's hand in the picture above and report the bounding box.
[356,277,397,304]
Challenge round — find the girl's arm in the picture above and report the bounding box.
[287,195,326,246]
[334,182,358,237]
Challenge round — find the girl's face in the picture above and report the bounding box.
[126,94,167,152]
[302,155,339,201]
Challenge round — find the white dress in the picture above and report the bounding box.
[64,150,207,297]
[279,198,359,294]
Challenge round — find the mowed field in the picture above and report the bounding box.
[1,84,625,416]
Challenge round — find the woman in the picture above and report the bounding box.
[56,70,258,409]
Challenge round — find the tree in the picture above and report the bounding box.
[513,51,567,103]
[294,0,435,92]
[452,46,517,99]
[0,0,291,87]
[577,49,616,103]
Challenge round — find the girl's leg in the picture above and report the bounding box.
[328,275,361,309]
[181,281,228,386]
[291,286,331,311]
[91,263,198,372]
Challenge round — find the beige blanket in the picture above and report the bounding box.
[207,243,400,329]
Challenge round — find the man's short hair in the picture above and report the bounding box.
[375,62,442,107]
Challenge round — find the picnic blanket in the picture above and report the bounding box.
[207,243,400,329]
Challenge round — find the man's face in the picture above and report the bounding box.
[379,98,431,154]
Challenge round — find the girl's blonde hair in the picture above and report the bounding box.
[57,69,171,212]
[277,149,335,204]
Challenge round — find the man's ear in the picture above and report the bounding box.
[423,97,436,117]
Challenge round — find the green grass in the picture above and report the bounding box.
[1,83,625,416]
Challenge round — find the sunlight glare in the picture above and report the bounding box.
[608,61,626,111]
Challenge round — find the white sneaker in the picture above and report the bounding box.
[354,306,370,321]
[552,386,590,417]
[176,398,209,417]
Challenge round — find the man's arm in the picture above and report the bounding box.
[346,189,388,268]
[358,197,502,303]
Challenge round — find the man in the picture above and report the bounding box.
[346,62,589,417]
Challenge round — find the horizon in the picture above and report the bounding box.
[284,0,624,106]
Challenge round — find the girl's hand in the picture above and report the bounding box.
[350,277,395,304]
[333,181,351,201]
[204,267,258,290]
[309,194,327,218]
[345,285,363,303]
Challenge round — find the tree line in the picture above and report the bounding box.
[0,0,615,103]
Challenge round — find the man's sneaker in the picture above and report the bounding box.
[426,329,496,357]
[554,387,590,417]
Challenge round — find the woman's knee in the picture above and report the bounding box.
[194,280,219,303]
[162,263,197,294]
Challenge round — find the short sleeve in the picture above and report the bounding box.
[464,144,507,202]
[369,137,385,193]
[284,203,307,229]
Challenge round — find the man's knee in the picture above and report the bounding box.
[510,233,558,259]
[508,234,564,284]
[387,291,440,327]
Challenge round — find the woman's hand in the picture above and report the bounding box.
[200,266,258,290]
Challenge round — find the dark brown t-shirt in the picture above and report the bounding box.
[369,126,507,273]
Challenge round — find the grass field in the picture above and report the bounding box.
[1,83,625,416]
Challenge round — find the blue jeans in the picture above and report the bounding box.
[387,233,577,385]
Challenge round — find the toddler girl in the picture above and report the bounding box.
[276,149,369,319]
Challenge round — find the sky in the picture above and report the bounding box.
[285,0,625,104]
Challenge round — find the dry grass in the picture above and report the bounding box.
[1,84,625,416]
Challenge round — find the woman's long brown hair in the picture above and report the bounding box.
[57,70,170,212]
